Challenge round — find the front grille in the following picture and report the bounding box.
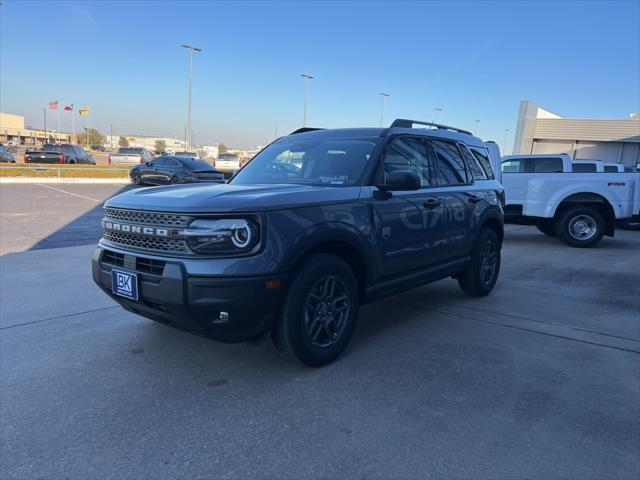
[136,257,166,275]
[102,249,125,267]
[104,208,191,227]
[104,231,189,253]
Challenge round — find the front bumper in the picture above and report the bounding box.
[92,246,285,343]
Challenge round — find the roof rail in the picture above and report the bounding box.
[289,127,325,135]
[390,118,473,136]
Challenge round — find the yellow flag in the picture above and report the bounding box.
[79,107,89,116]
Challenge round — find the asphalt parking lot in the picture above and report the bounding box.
[1,184,639,479]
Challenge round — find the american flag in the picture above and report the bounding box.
[48,100,59,109]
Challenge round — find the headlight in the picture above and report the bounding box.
[182,218,259,254]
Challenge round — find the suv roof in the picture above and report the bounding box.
[287,118,486,148]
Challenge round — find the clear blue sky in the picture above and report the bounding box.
[1,0,638,150]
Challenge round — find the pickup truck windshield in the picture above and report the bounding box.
[231,137,378,186]
[118,148,143,154]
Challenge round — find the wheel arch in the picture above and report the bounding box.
[278,225,373,302]
[555,192,615,236]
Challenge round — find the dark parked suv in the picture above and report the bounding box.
[92,119,504,366]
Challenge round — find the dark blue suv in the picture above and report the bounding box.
[92,119,504,366]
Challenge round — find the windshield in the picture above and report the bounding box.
[231,136,378,186]
[118,147,143,154]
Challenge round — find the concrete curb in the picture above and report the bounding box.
[0,177,130,184]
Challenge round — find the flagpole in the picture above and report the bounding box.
[43,108,47,146]
[72,107,75,139]
[57,100,60,143]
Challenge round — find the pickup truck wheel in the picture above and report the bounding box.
[273,254,358,367]
[536,222,556,237]
[555,207,604,247]
[457,228,500,297]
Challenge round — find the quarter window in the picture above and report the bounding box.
[430,140,468,185]
[572,163,597,173]
[382,137,430,186]
[460,145,487,180]
[469,147,495,179]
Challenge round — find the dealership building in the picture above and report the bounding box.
[513,101,640,167]
[0,112,71,145]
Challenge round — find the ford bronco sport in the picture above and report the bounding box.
[92,119,504,366]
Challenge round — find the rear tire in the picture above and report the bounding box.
[273,254,359,367]
[554,206,605,247]
[457,228,501,297]
[536,222,556,237]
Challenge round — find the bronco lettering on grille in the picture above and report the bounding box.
[102,220,169,237]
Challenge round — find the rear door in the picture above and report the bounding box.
[426,139,476,260]
[162,158,182,183]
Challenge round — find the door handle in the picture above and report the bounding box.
[423,198,442,209]
[468,195,483,204]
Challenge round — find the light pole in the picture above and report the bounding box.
[301,74,314,126]
[379,92,390,127]
[503,128,510,154]
[434,107,443,124]
[181,44,202,151]
[474,119,481,135]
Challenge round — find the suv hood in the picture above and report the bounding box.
[105,183,363,213]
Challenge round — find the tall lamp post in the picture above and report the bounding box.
[379,92,390,127]
[301,74,314,126]
[434,107,443,124]
[503,128,510,154]
[474,119,481,135]
[181,44,202,151]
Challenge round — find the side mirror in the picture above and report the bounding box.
[378,169,421,192]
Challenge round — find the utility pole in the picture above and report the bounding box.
[181,44,202,151]
[301,74,314,126]
[379,92,390,127]
[503,128,510,154]
[434,107,443,124]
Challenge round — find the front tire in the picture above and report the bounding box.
[457,228,501,297]
[554,206,604,247]
[273,254,359,367]
[131,171,142,185]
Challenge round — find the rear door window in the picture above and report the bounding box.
[603,165,619,173]
[530,157,563,173]
[430,139,468,185]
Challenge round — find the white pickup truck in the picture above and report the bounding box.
[501,154,640,247]
[108,147,154,165]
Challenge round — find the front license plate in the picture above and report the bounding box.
[111,270,138,301]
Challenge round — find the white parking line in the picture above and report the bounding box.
[35,183,102,203]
